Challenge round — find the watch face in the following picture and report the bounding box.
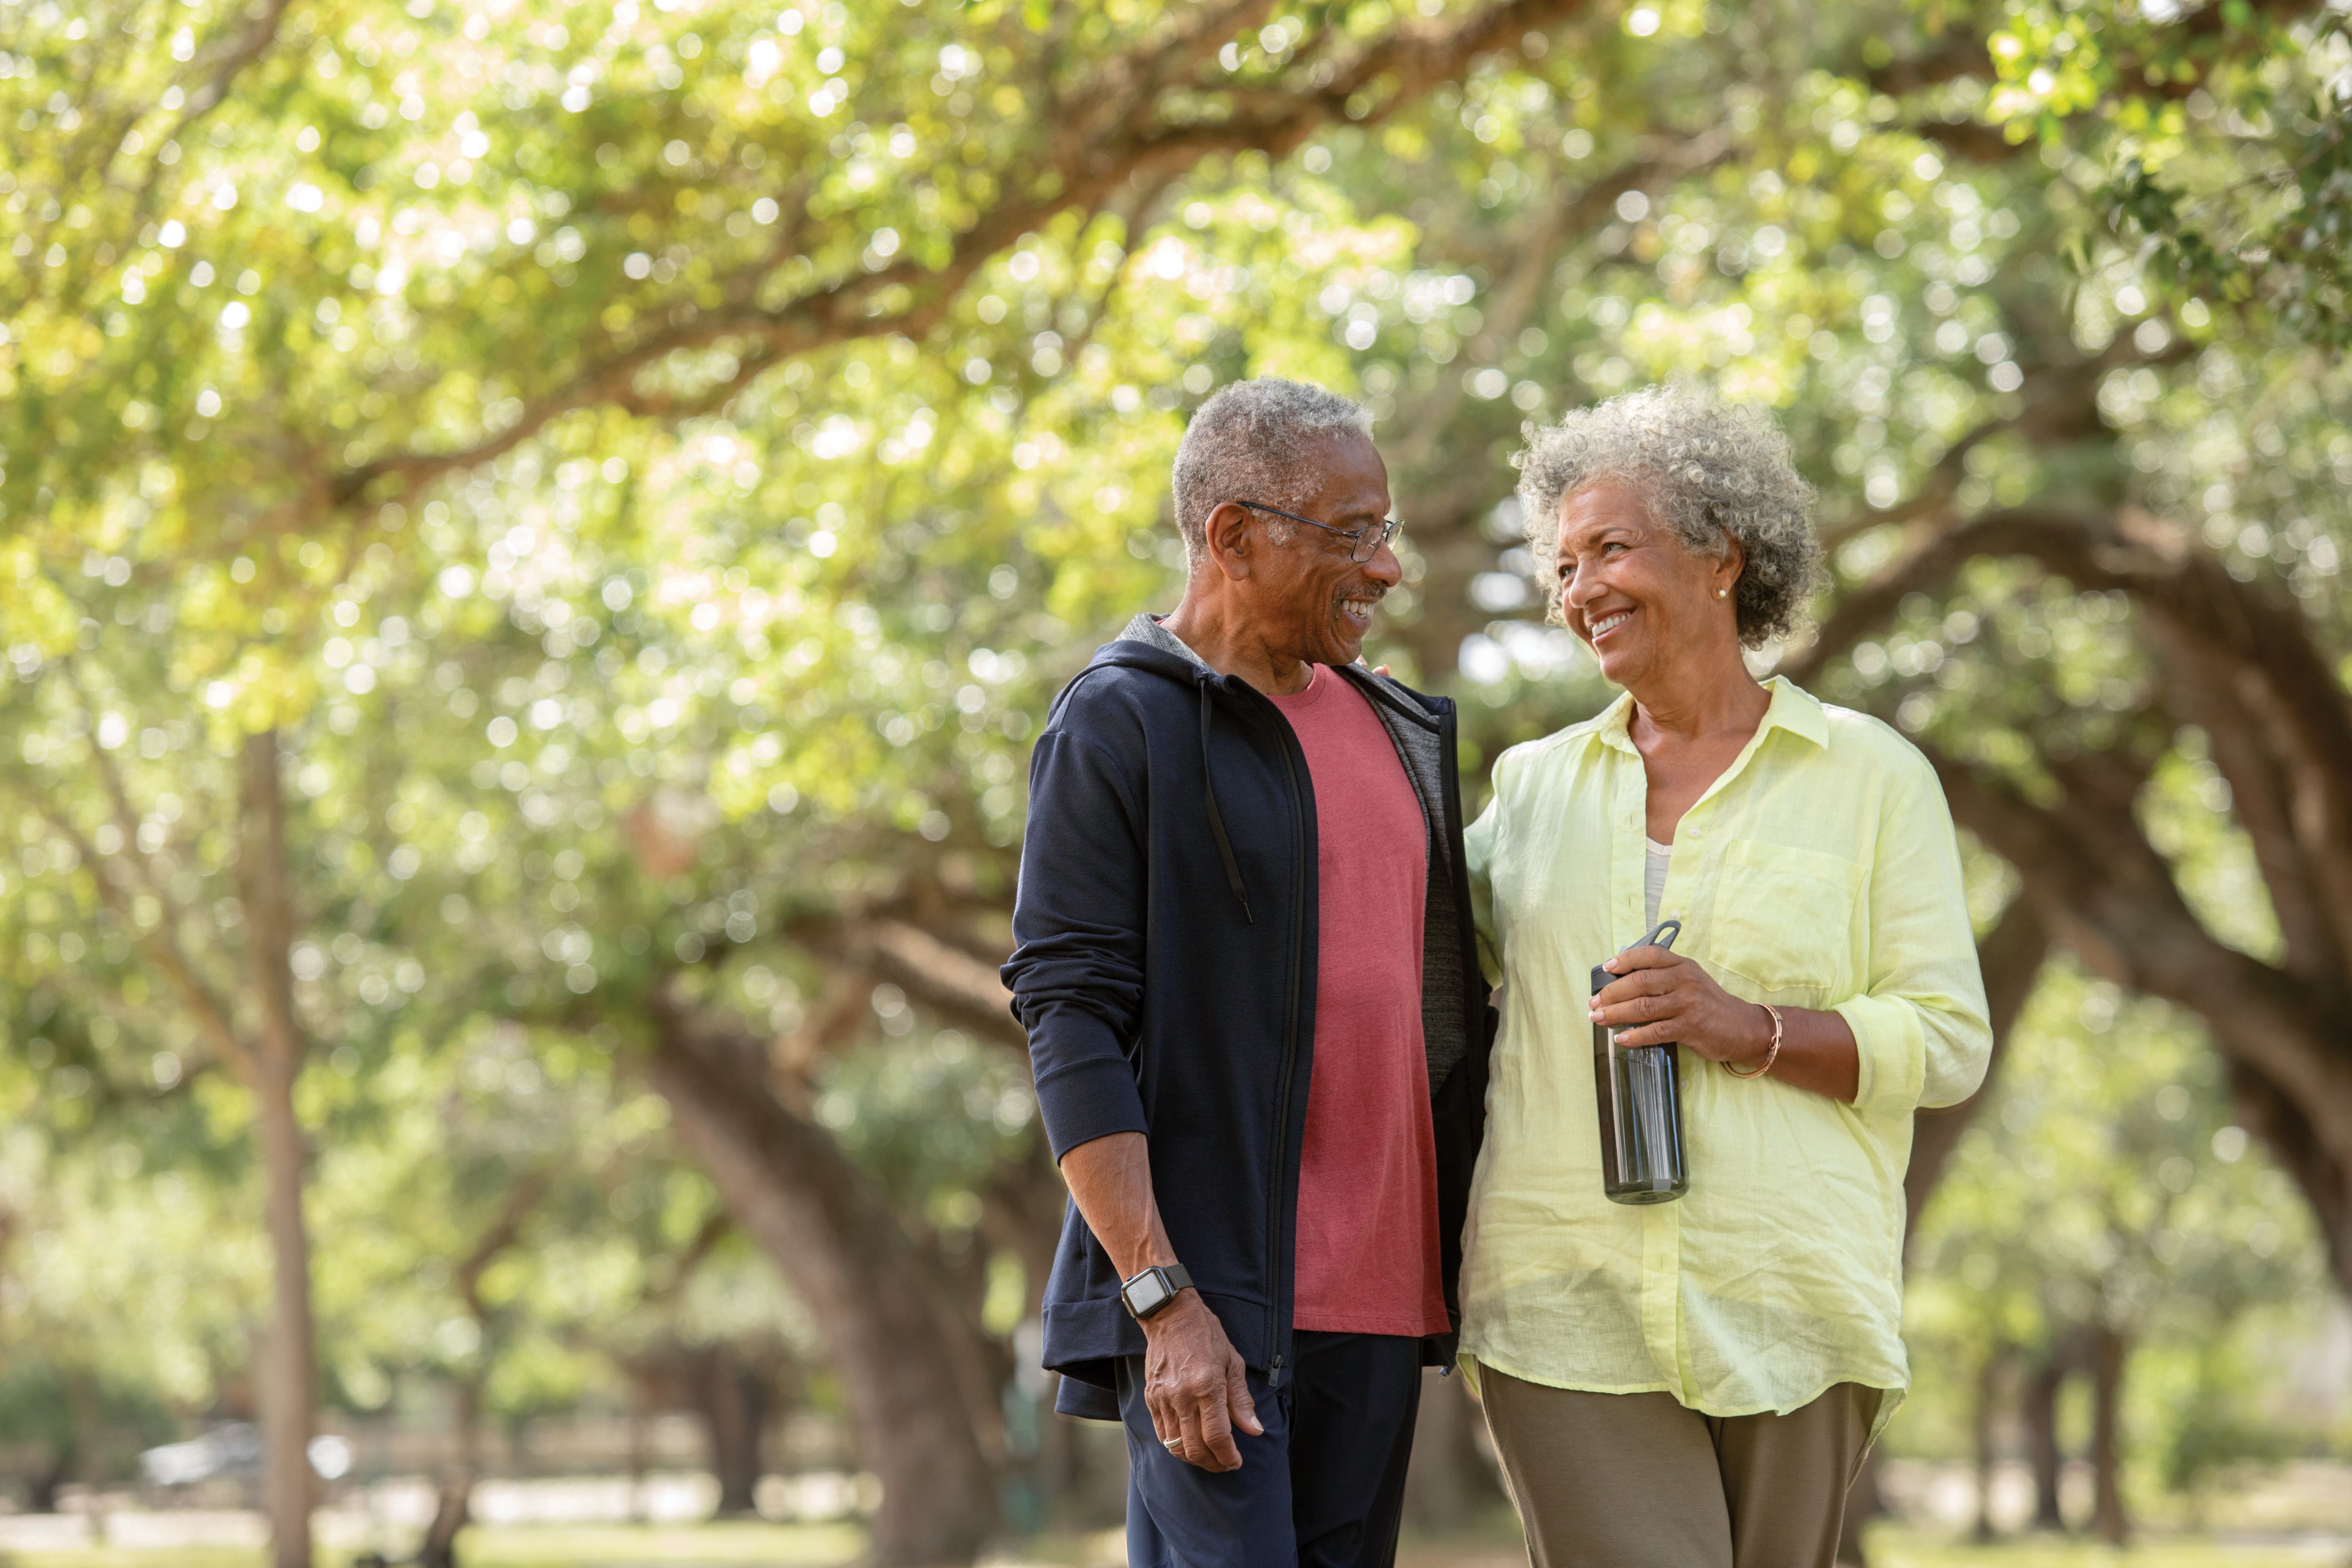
[1126,1270,1171,1318]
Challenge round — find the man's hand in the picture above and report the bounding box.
[1056,1132,1267,1467]
[1142,1291,1261,1471]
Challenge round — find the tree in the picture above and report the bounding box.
[14,3,2352,1565]
[1769,0,2352,1296]
[1905,963,2326,1541]
[2,0,1613,1560]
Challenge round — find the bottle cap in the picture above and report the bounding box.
[1593,919,1681,997]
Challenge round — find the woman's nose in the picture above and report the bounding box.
[1563,561,1595,608]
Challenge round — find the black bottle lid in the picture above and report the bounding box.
[1592,918,1682,996]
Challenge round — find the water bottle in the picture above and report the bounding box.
[1591,919,1689,1205]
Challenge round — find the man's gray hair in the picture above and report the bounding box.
[1514,385,1822,648]
[1171,378,1371,564]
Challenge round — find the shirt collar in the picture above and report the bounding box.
[1586,675,1829,755]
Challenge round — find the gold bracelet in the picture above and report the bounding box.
[1724,1004,1782,1078]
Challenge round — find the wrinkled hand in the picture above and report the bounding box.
[1142,1292,1261,1471]
[1591,944,1771,1066]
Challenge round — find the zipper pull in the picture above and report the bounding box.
[1267,1355,1285,1390]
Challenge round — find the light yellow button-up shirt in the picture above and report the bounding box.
[1460,676,1990,1422]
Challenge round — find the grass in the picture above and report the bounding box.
[0,1520,2342,1568]
[0,1521,865,1568]
[1864,1523,2352,1568]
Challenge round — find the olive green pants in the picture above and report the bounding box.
[1476,1364,1884,1568]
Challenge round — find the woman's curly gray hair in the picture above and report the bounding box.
[1514,385,1821,648]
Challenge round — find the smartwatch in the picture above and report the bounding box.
[1120,1262,1194,1322]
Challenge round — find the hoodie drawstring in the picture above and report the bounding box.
[1198,682,1255,925]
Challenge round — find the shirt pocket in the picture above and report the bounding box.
[1705,837,1866,997]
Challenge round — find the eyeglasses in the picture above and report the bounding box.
[1233,500,1402,564]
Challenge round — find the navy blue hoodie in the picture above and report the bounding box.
[1002,614,1493,1418]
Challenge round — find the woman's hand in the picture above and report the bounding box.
[1590,945,1771,1067]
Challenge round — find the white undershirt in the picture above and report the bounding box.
[1644,837,1672,930]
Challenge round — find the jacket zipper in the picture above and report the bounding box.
[1431,697,1484,1341]
[1436,700,1482,1061]
[1266,695,1309,1391]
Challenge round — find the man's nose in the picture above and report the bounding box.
[1360,539,1404,587]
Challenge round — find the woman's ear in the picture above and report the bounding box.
[1715,535,1747,600]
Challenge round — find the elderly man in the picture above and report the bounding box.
[1002,378,1491,1567]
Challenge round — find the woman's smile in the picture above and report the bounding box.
[1587,608,1635,643]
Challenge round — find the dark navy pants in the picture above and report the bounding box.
[1115,1331,1422,1568]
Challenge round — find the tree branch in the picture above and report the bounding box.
[2152,617,2349,992]
[1788,501,2352,984]
[1392,130,1730,474]
[454,1170,549,1323]
[331,0,1598,510]
[1812,333,2178,554]
[1924,742,2352,1180]
[2226,1055,2352,1284]
[846,918,1023,1046]
[26,799,258,1087]
[772,964,876,1088]
[1788,504,2107,682]
[236,730,309,1085]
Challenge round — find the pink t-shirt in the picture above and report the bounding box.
[1264,665,1448,1338]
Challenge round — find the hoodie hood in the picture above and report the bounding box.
[1071,612,1256,923]
[1116,611,1216,673]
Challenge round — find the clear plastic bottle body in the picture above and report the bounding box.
[1591,958,1690,1205]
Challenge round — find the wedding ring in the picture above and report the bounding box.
[1162,1437,1183,1450]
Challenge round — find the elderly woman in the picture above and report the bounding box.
[1460,386,1991,1568]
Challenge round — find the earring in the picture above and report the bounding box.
[1716,587,1728,599]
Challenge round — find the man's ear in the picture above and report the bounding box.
[1201,501,1255,582]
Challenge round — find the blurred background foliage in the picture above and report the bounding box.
[1,0,2350,1562]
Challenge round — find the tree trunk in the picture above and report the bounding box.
[1832,899,2050,1568]
[414,1477,469,1568]
[241,731,317,1568]
[253,1016,316,1567]
[28,1454,67,1515]
[431,1369,485,1560]
[1971,1350,2003,1543]
[643,991,999,1565]
[64,1371,103,1499]
[2021,1356,2066,1532]
[453,1373,484,1478]
[627,1378,652,1522]
[695,1350,767,1518]
[2089,1326,2128,1546]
